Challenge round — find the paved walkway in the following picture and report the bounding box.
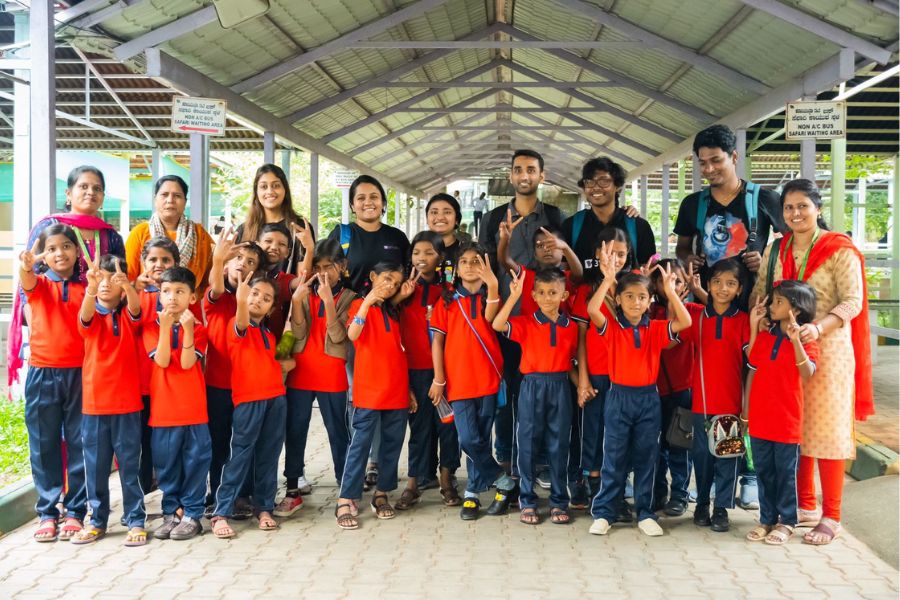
[1,420,898,600]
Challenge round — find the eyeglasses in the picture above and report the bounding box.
[582,177,616,189]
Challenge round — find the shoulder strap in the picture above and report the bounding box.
[699,315,708,418]
[339,224,351,258]
[624,216,638,253]
[696,189,710,233]
[765,237,781,296]
[456,298,502,378]
[745,181,760,240]
[571,209,587,248]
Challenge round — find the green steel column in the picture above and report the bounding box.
[891,154,899,328]
[677,160,685,198]
[831,138,847,233]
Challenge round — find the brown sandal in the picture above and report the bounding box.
[440,486,462,507]
[394,488,421,511]
[210,516,236,539]
[335,503,359,530]
[371,494,395,520]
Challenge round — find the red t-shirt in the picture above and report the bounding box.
[80,306,143,415]
[227,317,286,405]
[143,319,208,427]
[570,283,614,376]
[429,291,504,401]
[347,299,409,410]
[517,264,576,317]
[681,303,749,415]
[600,311,676,387]
[24,275,85,368]
[505,312,578,374]
[203,289,237,390]
[651,303,694,395]
[137,289,162,395]
[399,280,445,371]
[265,271,296,342]
[748,327,819,444]
[287,291,350,393]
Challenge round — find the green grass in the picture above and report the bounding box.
[0,397,30,488]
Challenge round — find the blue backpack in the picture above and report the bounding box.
[339,223,352,259]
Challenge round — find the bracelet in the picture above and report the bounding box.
[814,322,824,336]
[795,358,809,367]
[86,290,98,297]
[432,380,446,386]
[352,315,366,326]
[485,298,500,304]
[184,343,195,349]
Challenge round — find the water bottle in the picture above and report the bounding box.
[275,330,296,360]
[436,396,454,424]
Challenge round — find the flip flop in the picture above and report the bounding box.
[124,527,148,547]
[210,517,236,539]
[58,518,83,541]
[764,524,794,546]
[746,524,773,542]
[70,526,106,545]
[33,520,58,543]
[257,512,279,531]
[803,519,841,545]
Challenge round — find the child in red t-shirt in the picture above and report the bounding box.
[19,225,88,542]
[143,266,210,541]
[73,255,145,546]
[429,244,514,521]
[587,248,691,538]
[211,272,292,538]
[256,222,313,340]
[745,281,818,546]
[396,231,461,510]
[335,262,417,529]
[204,230,265,515]
[571,227,630,508]
[278,238,357,516]
[679,257,750,533]
[133,237,179,497]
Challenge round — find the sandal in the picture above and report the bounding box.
[440,486,462,507]
[257,511,278,531]
[71,526,106,545]
[520,507,541,525]
[746,524,773,542]
[33,519,58,543]
[394,488,421,511]
[124,527,148,547]
[58,518,83,541]
[371,494,395,520]
[549,507,571,525]
[335,503,359,530]
[364,465,379,491]
[797,508,821,528]
[765,524,794,546]
[803,518,841,545]
[210,516,236,539]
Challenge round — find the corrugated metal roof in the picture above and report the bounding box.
[33,0,900,191]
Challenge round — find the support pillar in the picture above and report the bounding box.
[831,138,846,233]
[341,188,350,224]
[799,97,817,181]
[853,177,866,245]
[189,133,210,227]
[677,160,686,198]
[309,152,319,231]
[735,129,747,182]
[12,12,30,252]
[405,194,412,237]
[640,175,648,220]
[691,158,702,191]
[31,0,55,219]
[281,149,291,180]
[263,131,275,164]
[661,164,671,257]
[151,147,161,181]
[890,155,899,328]
[395,192,403,228]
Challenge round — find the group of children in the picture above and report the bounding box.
[20,213,818,546]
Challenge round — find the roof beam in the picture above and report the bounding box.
[854,0,899,18]
[627,48,856,180]
[368,118,493,165]
[496,24,715,122]
[348,40,641,49]
[69,0,143,30]
[376,80,620,88]
[320,59,502,142]
[55,0,115,26]
[510,111,639,166]
[736,0,892,64]
[553,0,771,94]
[231,0,454,95]
[113,6,217,61]
[284,23,504,123]
[144,48,423,196]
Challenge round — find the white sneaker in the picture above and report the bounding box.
[638,518,664,537]
[589,518,611,535]
[296,476,313,495]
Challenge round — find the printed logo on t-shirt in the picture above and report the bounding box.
[383,245,400,251]
[703,214,748,265]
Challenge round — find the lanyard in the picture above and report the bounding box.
[787,229,820,280]
[74,227,100,263]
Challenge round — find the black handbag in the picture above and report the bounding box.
[660,363,694,450]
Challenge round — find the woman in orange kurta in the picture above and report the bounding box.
[125,175,214,297]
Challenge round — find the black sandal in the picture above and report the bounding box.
[335,504,359,530]
[371,494,395,520]
[440,486,462,507]
[550,507,571,525]
[394,488,421,511]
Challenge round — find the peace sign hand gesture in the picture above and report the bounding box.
[291,270,315,303]
[749,295,767,331]
[498,208,524,241]
[19,240,46,272]
[235,269,254,304]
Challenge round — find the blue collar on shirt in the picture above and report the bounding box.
[44,270,72,302]
[312,282,343,317]
[454,286,484,319]
[95,301,124,336]
[615,307,650,349]
[249,319,271,350]
[533,310,570,347]
[704,300,740,340]
[154,318,182,349]
[767,321,790,360]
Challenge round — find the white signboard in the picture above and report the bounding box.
[333,169,359,189]
[171,97,227,136]
[785,101,846,140]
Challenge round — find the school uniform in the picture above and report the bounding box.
[570,285,614,481]
[651,303,695,506]
[680,302,750,511]
[285,285,353,485]
[430,288,505,495]
[266,270,296,343]
[590,310,678,523]
[23,273,88,523]
[79,302,145,529]
[503,311,578,510]
[339,300,410,499]
[748,325,819,527]
[137,288,161,493]
[214,317,287,517]
[143,318,211,521]
[202,287,238,501]
[400,280,460,481]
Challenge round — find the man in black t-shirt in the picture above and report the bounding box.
[562,157,656,275]
[674,125,785,291]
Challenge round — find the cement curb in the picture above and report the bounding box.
[0,477,36,536]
